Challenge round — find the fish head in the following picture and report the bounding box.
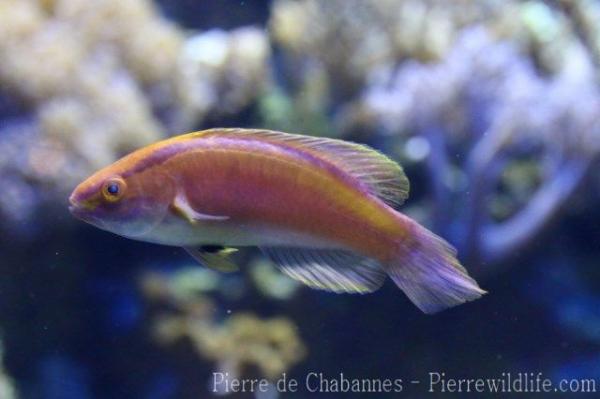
[69,161,176,239]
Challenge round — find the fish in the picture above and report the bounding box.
[69,128,485,313]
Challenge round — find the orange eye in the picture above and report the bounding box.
[102,177,126,202]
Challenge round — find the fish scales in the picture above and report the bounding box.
[156,135,403,260]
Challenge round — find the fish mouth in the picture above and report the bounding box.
[68,194,81,217]
[69,203,108,232]
[68,194,97,224]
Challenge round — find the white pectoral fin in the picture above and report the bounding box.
[171,193,229,223]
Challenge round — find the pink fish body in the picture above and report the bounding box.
[69,128,485,313]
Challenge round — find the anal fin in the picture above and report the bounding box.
[260,247,386,294]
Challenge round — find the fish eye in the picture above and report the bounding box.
[102,177,126,202]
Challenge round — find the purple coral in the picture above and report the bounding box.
[362,27,600,272]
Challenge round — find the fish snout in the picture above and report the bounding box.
[68,191,76,207]
[68,192,84,219]
[68,190,94,221]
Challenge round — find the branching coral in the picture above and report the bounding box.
[269,0,548,102]
[141,268,306,383]
[269,0,600,129]
[557,0,600,71]
[271,0,464,95]
[359,26,600,273]
[269,0,600,275]
[155,312,306,382]
[0,0,269,230]
[271,0,600,276]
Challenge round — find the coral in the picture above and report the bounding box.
[269,0,523,100]
[155,312,306,381]
[268,0,600,132]
[141,268,306,382]
[249,257,300,301]
[174,27,270,130]
[557,0,600,70]
[267,0,600,274]
[358,26,600,272]
[0,0,269,230]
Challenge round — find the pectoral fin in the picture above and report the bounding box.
[184,245,239,272]
[171,193,229,223]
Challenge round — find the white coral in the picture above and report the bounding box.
[0,0,270,228]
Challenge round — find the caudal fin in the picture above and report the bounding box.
[387,223,486,314]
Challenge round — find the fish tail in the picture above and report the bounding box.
[386,221,486,314]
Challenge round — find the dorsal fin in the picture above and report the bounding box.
[189,128,410,208]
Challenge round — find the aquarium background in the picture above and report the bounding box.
[1,0,600,398]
